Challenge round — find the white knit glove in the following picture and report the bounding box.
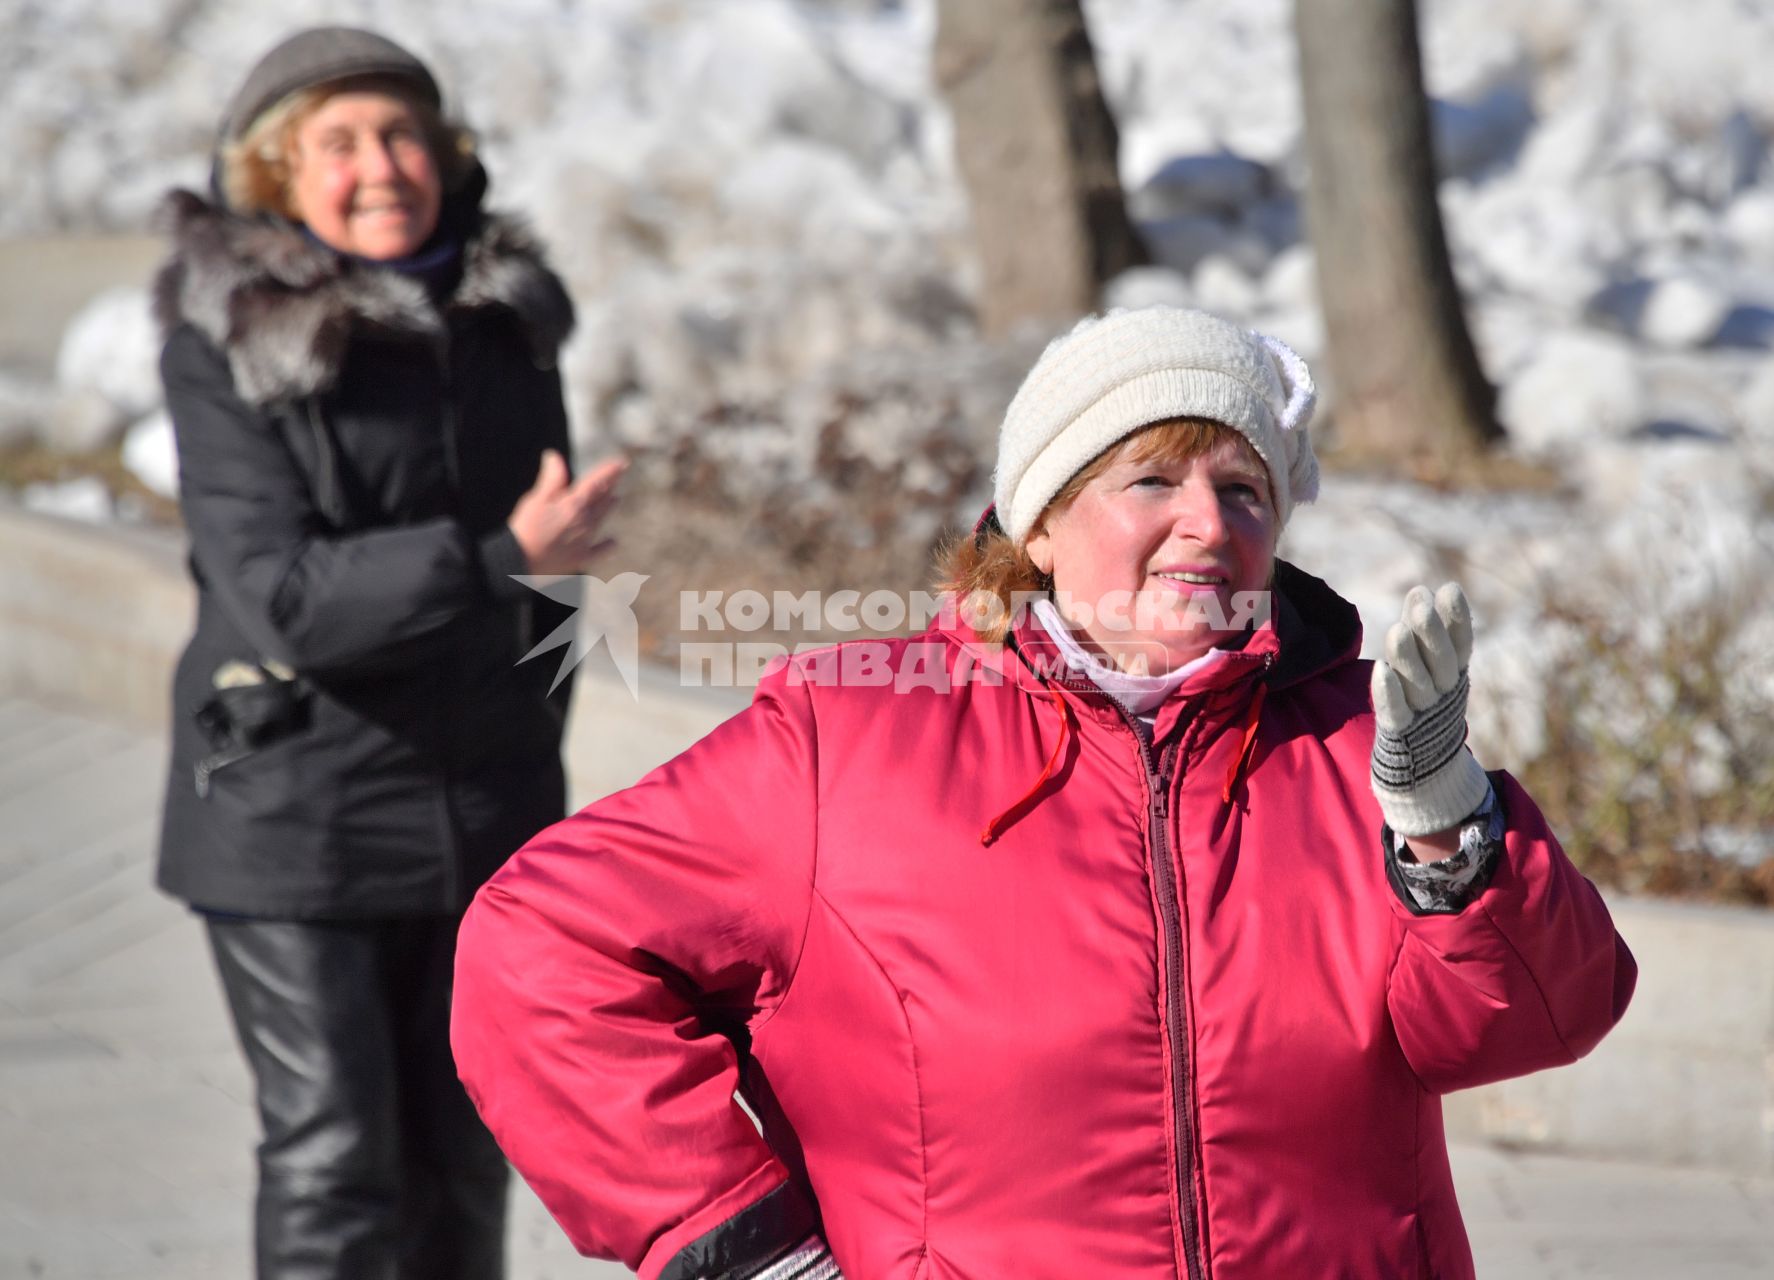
[1369,583,1492,838]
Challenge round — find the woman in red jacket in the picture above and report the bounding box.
[452,307,1635,1280]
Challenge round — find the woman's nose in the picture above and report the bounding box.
[358,136,398,181]
[1170,480,1229,546]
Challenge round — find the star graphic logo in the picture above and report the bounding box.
[512,573,650,698]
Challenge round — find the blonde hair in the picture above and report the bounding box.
[934,418,1260,643]
[218,76,476,218]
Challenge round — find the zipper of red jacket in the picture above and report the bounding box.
[1147,656,1273,1280]
[1143,729,1208,1280]
[1061,678,1208,1280]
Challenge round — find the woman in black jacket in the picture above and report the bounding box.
[152,26,619,1279]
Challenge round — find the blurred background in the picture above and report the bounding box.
[4,0,1768,901]
[0,1,1771,1274]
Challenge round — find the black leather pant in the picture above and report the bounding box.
[206,916,509,1280]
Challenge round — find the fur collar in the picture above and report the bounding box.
[153,189,575,405]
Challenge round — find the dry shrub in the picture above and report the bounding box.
[593,408,995,662]
[1517,561,1774,905]
[590,339,1035,660]
[0,438,180,524]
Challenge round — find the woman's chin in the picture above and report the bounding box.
[354,231,425,260]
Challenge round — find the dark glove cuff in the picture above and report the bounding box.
[658,1182,820,1280]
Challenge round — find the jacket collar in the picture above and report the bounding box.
[1264,559,1363,689]
[151,187,574,405]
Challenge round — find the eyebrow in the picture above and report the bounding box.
[1116,455,1267,482]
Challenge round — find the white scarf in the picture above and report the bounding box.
[1031,598,1228,724]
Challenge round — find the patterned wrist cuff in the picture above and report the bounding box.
[1384,781,1505,915]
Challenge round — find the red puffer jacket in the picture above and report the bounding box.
[452,562,1635,1280]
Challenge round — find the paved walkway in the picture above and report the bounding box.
[0,694,1769,1278]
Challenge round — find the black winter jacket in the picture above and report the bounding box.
[153,187,578,918]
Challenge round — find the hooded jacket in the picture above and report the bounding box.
[451,562,1636,1280]
[154,183,577,918]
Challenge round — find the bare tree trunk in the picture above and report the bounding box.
[1295,0,1502,470]
[935,0,1145,338]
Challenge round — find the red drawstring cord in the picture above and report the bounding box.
[980,686,1075,846]
[982,677,1261,843]
[1221,682,1267,804]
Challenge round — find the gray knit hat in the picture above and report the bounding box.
[222,26,441,141]
[992,306,1320,543]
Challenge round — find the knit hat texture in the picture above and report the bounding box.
[992,306,1320,543]
[222,26,441,142]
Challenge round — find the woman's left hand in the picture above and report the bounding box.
[508,450,626,575]
[1369,583,1492,840]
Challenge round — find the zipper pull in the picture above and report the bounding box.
[1151,776,1168,822]
[195,760,213,799]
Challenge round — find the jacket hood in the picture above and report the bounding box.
[152,186,575,405]
[1264,558,1362,689]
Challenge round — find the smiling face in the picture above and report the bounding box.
[285,88,442,260]
[1024,421,1279,673]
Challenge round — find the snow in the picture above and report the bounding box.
[1721,189,1774,265]
[1260,246,1317,315]
[1190,257,1261,320]
[122,409,179,498]
[1131,153,1272,221]
[1102,266,1194,313]
[1432,83,1535,181]
[1496,330,1647,455]
[0,0,1770,767]
[56,287,162,422]
[1137,214,1243,278]
[23,476,112,522]
[1639,276,1734,348]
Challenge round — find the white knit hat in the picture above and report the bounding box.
[992,306,1320,543]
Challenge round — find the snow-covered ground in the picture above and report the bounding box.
[4,0,1771,841]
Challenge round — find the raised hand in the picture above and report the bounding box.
[1369,582,1491,838]
[508,450,626,576]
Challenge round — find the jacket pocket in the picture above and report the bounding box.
[192,665,312,797]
